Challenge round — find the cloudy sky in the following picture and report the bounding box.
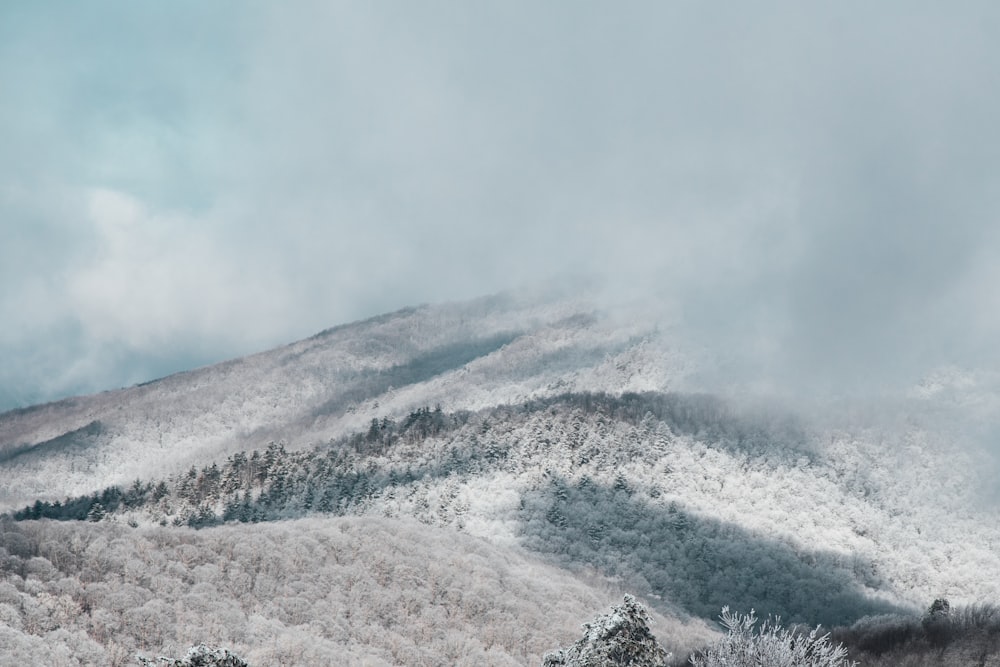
[3,2,1000,409]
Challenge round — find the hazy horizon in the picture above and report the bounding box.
[4,2,1000,410]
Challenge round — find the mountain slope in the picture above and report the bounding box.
[0,290,690,510]
[0,515,716,666]
[6,289,1000,662]
[27,391,1000,629]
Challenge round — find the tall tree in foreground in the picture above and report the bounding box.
[137,644,248,667]
[543,595,670,667]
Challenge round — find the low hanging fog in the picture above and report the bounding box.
[3,2,1000,409]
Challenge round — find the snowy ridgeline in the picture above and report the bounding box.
[5,290,1000,664]
[0,291,690,511]
[20,391,1000,626]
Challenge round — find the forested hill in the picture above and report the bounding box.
[0,290,693,511]
[0,515,719,665]
[5,290,1000,664]
[21,391,1000,630]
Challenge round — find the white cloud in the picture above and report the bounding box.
[68,188,299,352]
[4,1,1000,406]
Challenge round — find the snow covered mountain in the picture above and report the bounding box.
[4,288,1000,665]
[0,289,692,510]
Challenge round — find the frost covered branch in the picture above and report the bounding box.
[689,607,855,667]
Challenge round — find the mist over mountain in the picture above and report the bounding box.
[6,2,1000,663]
[4,289,1000,664]
[0,289,691,510]
[6,2,1000,415]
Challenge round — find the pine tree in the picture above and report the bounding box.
[542,595,669,666]
[86,502,106,522]
[138,644,248,666]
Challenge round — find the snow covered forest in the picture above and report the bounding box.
[0,515,717,665]
[22,391,1000,621]
[4,292,1000,665]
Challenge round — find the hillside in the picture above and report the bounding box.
[0,290,692,510]
[22,389,1000,624]
[5,291,1000,665]
[0,515,716,666]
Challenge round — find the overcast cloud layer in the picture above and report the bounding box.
[3,2,1000,409]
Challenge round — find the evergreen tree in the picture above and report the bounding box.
[543,595,670,667]
[86,502,106,522]
[138,644,248,667]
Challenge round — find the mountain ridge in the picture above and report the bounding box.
[5,289,1000,665]
[0,290,689,510]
